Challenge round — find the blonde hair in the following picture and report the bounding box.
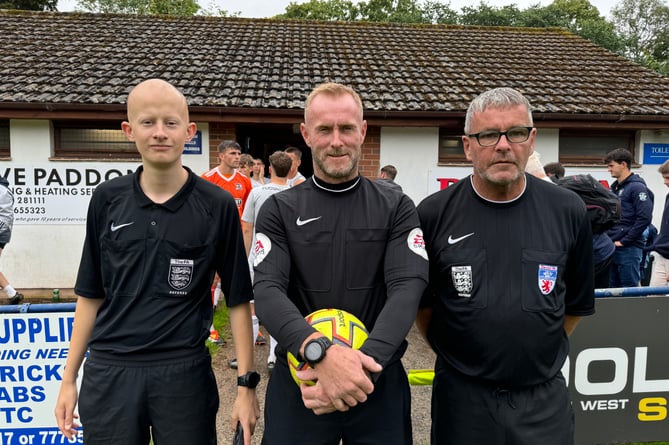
[525,151,545,176]
[304,82,363,122]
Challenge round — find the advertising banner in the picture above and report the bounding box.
[568,297,669,444]
[0,312,80,444]
[2,164,137,225]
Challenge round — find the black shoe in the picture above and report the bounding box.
[228,358,238,369]
[8,293,24,305]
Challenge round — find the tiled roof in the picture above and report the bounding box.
[1,10,669,118]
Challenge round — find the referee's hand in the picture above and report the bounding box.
[298,346,382,415]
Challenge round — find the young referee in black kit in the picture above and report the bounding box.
[54,79,259,445]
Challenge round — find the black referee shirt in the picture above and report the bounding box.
[75,166,252,359]
[253,176,429,367]
[418,174,595,386]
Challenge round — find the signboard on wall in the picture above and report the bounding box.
[568,297,669,444]
[642,143,669,165]
[184,130,202,155]
[2,164,138,225]
[0,311,82,444]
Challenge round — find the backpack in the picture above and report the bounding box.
[556,174,621,234]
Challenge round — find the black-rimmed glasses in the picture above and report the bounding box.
[467,126,533,147]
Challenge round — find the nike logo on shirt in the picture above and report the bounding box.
[447,233,474,244]
[110,222,135,232]
[296,216,322,226]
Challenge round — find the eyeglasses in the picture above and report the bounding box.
[467,126,533,147]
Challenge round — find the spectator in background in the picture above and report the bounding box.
[239,153,254,179]
[377,164,403,192]
[525,151,553,182]
[0,175,23,305]
[251,158,267,187]
[285,146,306,187]
[604,148,654,288]
[544,161,565,180]
[241,150,292,371]
[648,160,669,289]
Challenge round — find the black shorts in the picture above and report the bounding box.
[79,351,219,445]
[431,358,574,445]
[262,357,411,445]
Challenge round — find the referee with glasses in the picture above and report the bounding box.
[417,87,594,445]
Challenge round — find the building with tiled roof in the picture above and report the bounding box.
[0,10,668,290]
[1,11,669,119]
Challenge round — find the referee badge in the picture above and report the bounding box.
[407,228,428,260]
[451,265,472,297]
[538,264,557,295]
[169,258,193,290]
[253,233,271,267]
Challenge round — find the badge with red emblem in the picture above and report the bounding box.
[538,264,557,295]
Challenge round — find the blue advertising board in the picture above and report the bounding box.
[184,130,202,155]
[642,142,669,164]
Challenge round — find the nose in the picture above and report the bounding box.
[494,134,512,150]
[331,129,344,147]
[152,122,168,139]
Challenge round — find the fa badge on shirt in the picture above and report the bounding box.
[538,264,557,295]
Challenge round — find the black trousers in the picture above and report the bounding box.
[79,351,219,445]
[262,358,412,445]
[431,359,574,445]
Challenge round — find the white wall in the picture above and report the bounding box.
[380,127,438,206]
[3,120,211,290]
[382,127,668,230]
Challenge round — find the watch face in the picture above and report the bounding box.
[249,371,260,387]
[305,341,323,362]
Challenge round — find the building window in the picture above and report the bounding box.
[54,121,139,160]
[438,128,469,164]
[0,121,9,158]
[559,130,636,165]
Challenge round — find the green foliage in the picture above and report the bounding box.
[278,0,359,21]
[612,0,669,75]
[76,0,200,15]
[1,0,56,10]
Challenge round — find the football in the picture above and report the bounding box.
[287,308,369,386]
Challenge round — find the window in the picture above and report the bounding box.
[559,130,636,165]
[0,121,9,158]
[54,121,139,160]
[438,128,469,164]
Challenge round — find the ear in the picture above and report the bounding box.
[463,135,472,161]
[185,122,197,142]
[121,121,134,141]
[300,122,310,147]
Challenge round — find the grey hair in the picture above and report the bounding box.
[464,87,533,133]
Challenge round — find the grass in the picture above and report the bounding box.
[205,303,230,356]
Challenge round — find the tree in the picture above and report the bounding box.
[611,0,669,74]
[421,0,458,24]
[278,0,360,21]
[1,0,57,10]
[76,0,199,15]
[358,0,425,23]
[459,2,524,26]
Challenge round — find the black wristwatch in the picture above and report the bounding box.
[304,336,333,367]
[237,371,261,389]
